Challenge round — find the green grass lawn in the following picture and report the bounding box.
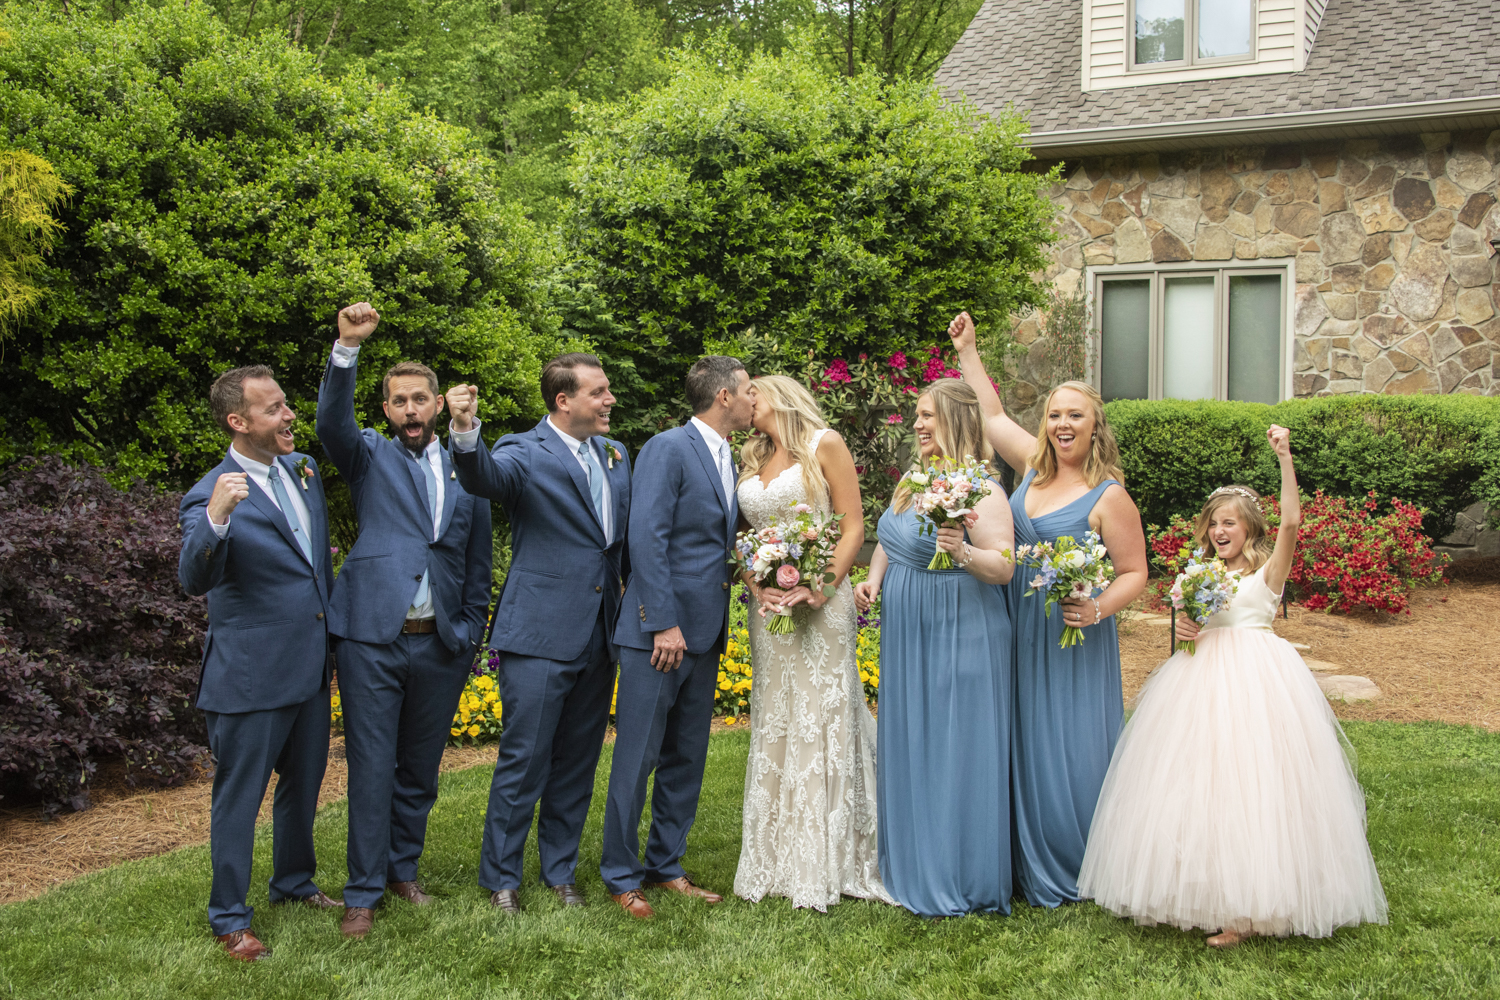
[1,720,1496,999]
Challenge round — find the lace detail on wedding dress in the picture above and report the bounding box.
[732,430,893,910]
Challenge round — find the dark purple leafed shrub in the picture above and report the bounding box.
[0,459,207,814]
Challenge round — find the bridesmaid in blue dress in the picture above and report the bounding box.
[947,311,1149,908]
[853,379,1017,918]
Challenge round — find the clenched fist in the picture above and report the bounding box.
[337,302,380,347]
[947,310,976,354]
[1267,423,1291,459]
[447,383,480,432]
[207,472,250,525]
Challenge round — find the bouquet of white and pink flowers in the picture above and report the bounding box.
[1170,548,1240,655]
[730,503,844,635]
[1013,530,1116,648]
[895,456,995,569]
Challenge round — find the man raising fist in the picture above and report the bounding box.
[178,365,341,962]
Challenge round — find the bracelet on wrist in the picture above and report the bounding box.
[956,542,975,569]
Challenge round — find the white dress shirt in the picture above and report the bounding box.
[690,415,734,502]
[210,445,314,548]
[405,435,446,619]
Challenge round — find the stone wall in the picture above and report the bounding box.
[1001,131,1500,431]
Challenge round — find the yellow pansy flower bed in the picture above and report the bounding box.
[449,670,503,746]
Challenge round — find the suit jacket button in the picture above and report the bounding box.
[414,574,423,581]
[595,586,602,593]
[722,582,729,590]
[317,612,325,620]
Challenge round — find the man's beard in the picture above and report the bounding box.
[393,413,439,454]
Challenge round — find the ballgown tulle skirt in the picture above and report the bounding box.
[1077,626,1388,938]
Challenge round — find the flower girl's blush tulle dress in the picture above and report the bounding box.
[1077,566,1389,938]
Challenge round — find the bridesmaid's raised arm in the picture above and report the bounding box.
[947,311,1036,475]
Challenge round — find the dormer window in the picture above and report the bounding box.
[1132,0,1254,70]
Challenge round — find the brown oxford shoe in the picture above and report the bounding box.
[340,906,375,939]
[274,889,343,910]
[548,883,586,908]
[490,889,521,915]
[387,881,434,906]
[611,888,655,920]
[644,875,722,904]
[216,928,271,962]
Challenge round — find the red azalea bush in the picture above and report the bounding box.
[0,460,208,814]
[1145,490,1448,617]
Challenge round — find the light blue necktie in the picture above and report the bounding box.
[412,452,438,610]
[579,440,606,531]
[266,463,313,565]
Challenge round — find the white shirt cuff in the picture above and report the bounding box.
[330,342,360,368]
[450,419,482,452]
[209,517,229,539]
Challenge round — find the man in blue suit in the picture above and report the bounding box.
[445,352,630,914]
[315,302,493,938]
[601,356,753,919]
[179,365,342,962]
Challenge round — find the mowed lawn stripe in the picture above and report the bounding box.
[0,721,1496,999]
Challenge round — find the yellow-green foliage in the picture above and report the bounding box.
[0,149,71,337]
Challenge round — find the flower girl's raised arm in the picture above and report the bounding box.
[1263,425,1302,596]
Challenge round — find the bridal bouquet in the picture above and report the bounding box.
[730,503,844,635]
[1170,549,1240,655]
[1013,531,1116,648]
[895,457,995,569]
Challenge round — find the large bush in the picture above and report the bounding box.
[0,461,206,814]
[1106,395,1500,540]
[0,3,562,488]
[564,40,1057,448]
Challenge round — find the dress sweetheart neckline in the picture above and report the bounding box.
[742,463,801,491]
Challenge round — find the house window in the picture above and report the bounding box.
[1132,0,1255,69]
[1095,266,1286,404]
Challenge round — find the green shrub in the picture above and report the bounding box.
[1105,395,1500,540]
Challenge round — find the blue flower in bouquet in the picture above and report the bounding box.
[1169,548,1240,654]
[1013,531,1116,648]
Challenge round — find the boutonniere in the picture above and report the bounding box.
[293,457,314,491]
[606,444,623,470]
[450,470,457,480]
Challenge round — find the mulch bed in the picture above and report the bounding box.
[5,574,1497,906]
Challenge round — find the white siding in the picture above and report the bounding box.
[1304,0,1328,55]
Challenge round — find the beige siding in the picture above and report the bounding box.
[1305,0,1328,54]
[1083,0,1308,91]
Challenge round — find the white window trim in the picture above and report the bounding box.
[1125,0,1259,73]
[1084,258,1295,402]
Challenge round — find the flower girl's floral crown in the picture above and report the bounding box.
[1207,486,1258,501]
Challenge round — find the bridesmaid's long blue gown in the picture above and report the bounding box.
[1009,469,1125,908]
[875,503,1012,917]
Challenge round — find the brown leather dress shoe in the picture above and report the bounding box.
[490,889,521,914]
[341,906,375,939]
[611,888,655,919]
[278,890,343,909]
[387,881,434,905]
[216,928,271,961]
[548,883,586,908]
[644,875,722,904]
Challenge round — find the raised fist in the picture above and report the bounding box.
[337,302,380,346]
[447,383,480,432]
[1267,424,1291,459]
[947,311,976,354]
[207,472,250,525]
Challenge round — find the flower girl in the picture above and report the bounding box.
[1077,425,1388,948]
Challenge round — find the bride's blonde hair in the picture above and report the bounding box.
[736,374,831,505]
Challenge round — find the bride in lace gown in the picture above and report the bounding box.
[732,375,893,911]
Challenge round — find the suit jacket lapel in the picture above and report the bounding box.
[395,442,433,522]
[604,440,628,545]
[685,422,729,516]
[539,421,605,542]
[438,447,459,539]
[242,455,304,562]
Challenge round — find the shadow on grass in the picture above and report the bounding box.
[0,722,1497,999]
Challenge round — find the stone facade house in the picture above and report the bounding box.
[937,0,1500,556]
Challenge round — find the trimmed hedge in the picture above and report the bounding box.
[1105,395,1500,539]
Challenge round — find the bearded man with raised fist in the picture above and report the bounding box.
[315,302,493,939]
[179,365,341,962]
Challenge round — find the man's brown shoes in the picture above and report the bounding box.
[275,889,343,910]
[491,889,522,914]
[341,906,375,939]
[549,884,586,908]
[644,875,722,904]
[216,928,271,961]
[387,881,434,906]
[611,888,655,919]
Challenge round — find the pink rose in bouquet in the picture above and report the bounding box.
[730,502,845,635]
[775,564,801,589]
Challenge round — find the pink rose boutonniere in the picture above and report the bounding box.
[293,457,314,491]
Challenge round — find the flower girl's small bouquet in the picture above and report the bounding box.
[731,503,844,635]
[1013,531,1116,648]
[895,457,995,569]
[1169,549,1240,655]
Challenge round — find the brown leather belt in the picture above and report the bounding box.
[401,618,438,635]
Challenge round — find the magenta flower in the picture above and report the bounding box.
[888,351,908,370]
[823,358,852,384]
[887,413,904,424]
[858,353,868,361]
[921,357,945,382]
[944,368,962,379]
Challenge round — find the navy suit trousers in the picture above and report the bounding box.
[599,637,721,894]
[478,611,614,891]
[203,693,330,935]
[336,633,474,908]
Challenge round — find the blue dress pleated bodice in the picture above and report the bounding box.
[875,500,1013,917]
[1008,468,1124,908]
